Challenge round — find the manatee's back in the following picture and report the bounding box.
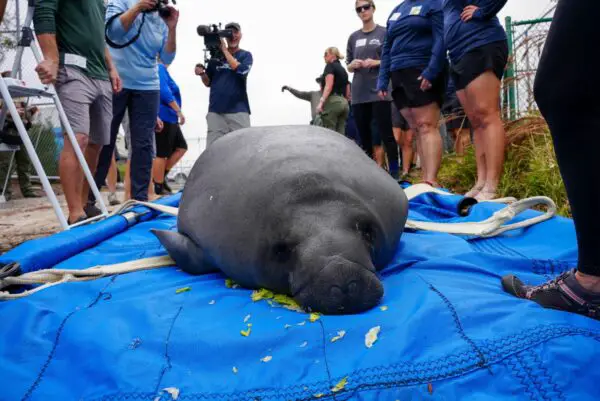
[177,126,408,285]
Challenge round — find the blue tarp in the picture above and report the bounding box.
[1,189,599,401]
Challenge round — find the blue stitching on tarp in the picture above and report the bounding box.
[424,280,489,371]
[505,354,538,401]
[91,325,600,401]
[526,348,566,401]
[154,306,183,394]
[21,276,118,401]
[506,347,567,401]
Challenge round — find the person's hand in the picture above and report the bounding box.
[195,64,206,76]
[281,85,289,92]
[461,5,479,22]
[136,0,157,12]
[363,58,378,68]
[350,59,364,70]
[377,90,387,100]
[317,98,325,114]
[220,38,229,53]
[109,67,122,93]
[418,76,432,91]
[155,117,164,132]
[162,6,179,30]
[177,111,185,125]
[35,59,58,85]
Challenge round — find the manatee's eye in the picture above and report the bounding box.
[355,221,376,249]
[272,242,293,264]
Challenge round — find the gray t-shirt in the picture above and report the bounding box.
[346,25,393,105]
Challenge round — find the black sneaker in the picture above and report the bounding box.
[502,269,600,320]
[163,179,174,194]
[84,202,102,218]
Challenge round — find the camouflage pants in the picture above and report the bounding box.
[0,145,33,198]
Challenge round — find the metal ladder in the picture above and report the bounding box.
[0,0,109,230]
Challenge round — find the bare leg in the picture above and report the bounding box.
[463,71,506,200]
[107,153,118,193]
[81,143,101,207]
[152,157,168,185]
[402,104,442,186]
[166,148,186,171]
[373,145,385,168]
[60,133,89,223]
[457,89,486,197]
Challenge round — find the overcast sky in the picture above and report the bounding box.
[1,0,556,166]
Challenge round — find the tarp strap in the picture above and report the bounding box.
[0,256,175,300]
[402,184,557,237]
[0,185,557,301]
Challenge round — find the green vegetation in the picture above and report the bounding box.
[436,116,571,217]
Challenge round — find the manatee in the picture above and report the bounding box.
[152,125,408,314]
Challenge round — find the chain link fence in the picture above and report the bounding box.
[502,16,553,121]
[0,0,62,181]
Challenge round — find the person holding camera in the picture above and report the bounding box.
[86,0,178,212]
[33,0,122,225]
[195,22,253,147]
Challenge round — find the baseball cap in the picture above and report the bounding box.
[225,22,241,31]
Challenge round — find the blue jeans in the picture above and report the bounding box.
[91,88,159,202]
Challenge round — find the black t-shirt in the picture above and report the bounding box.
[321,60,349,96]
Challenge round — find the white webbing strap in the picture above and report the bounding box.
[0,255,175,301]
[403,183,557,237]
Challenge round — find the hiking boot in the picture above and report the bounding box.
[22,190,41,198]
[501,269,600,320]
[84,203,102,218]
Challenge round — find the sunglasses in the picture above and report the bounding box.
[356,4,372,13]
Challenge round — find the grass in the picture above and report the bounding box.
[433,115,571,217]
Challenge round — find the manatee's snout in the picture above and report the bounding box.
[295,257,383,315]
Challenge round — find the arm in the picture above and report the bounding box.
[320,74,335,105]
[106,0,144,38]
[472,0,508,20]
[376,30,392,92]
[286,87,313,102]
[159,67,181,116]
[421,6,445,82]
[32,0,60,84]
[346,35,356,73]
[345,83,351,100]
[159,8,180,64]
[0,0,7,23]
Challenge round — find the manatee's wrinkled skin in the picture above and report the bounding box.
[153,125,408,314]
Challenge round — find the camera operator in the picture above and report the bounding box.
[195,22,253,147]
[86,0,179,213]
[33,0,122,225]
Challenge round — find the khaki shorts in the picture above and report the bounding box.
[206,112,250,147]
[55,66,113,146]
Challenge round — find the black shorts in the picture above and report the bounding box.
[155,121,188,158]
[451,40,509,91]
[390,67,446,111]
[391,104,409,130]
[441,97,471,130]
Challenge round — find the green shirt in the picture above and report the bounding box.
[33,0,109,81]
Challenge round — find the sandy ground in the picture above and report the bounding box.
[0,182,180,254]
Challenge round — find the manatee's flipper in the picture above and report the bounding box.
[151,229,219,275]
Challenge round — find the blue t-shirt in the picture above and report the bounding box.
[105,0,175,91]
[378,0,445,91]
[206,49,253,114]
[443,0,508,64]
[158,64,181,124]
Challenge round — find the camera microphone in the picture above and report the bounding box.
[197,25,212,36]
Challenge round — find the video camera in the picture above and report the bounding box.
[196,24,234,64]
[146,0,176,18]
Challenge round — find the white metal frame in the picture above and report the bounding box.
[0,0,108,229]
